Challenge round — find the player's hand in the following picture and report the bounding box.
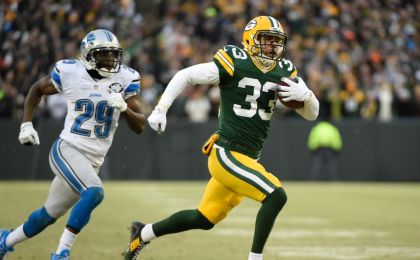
[147,107,167,134]
[278,77,311,102]
[18,122,40,145]
[108,93,127,112]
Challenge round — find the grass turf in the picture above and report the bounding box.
[1,181,420,259]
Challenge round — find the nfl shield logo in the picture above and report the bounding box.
[108,83,123,93]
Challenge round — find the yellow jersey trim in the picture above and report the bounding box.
[214,50,234,76]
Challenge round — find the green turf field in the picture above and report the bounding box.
[1,181,420,259]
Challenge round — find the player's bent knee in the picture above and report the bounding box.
[265,188,287,210]
[199,206,227,225]
[194,210,215,230]
[66,187,105,232]
[81,187,104,208]
[193,209,214,230]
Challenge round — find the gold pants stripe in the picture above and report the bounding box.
[198,147,281,224]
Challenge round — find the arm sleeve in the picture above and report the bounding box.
[295,91,319,121]
[157,62,220,112]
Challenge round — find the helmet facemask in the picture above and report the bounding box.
[87,47,122,77]
[252,31,287,67]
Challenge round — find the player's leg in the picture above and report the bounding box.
[149,177,241,237]
[211,146,287,260]
[1,190,59,260]
[49,138,104,258]
[123,175,242,259]
[0,163,79,259]
[1,202,57,258]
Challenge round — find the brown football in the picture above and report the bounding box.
[278,77,304,109]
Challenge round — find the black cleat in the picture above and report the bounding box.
[123,222,149,260]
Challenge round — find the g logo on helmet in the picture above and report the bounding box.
[108,83,123,93]
[245,20,257,31]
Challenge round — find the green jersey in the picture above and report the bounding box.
[213,45,297,159]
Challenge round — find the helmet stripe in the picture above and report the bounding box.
[268,16,278,29]
[104,30,112,42]
[108,31,113,41]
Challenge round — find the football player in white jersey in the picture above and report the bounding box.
[0,29,145,260]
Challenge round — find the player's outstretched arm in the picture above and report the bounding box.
[148,62,220,133]
[123,95,146,134]
[19,75,59,145]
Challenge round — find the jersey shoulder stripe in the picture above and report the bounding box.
[51,66,63,92]
[125,79,140,96]
[119,65,141,98]
[50,59,81,92]
[214,49,234,76]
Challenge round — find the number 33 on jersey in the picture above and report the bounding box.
[212,45,297,153]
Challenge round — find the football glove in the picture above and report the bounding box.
[278,77,311,102]
[147,106,167,134]
[108,93,127,112]
[18,122,40,145]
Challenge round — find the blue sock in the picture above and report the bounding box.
[23,207,56,237]
[67,187,104,232]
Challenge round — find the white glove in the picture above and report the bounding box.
[108,93,127,112]
[147,107,167,134]
[18,122,40,145]
[278,77,311,102]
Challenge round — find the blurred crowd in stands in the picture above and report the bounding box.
[1,0,419,122]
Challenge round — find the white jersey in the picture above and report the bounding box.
[50,59,140,167]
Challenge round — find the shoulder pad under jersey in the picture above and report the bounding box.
[50,59,82,92]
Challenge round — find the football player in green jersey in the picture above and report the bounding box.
[124,16,319,260]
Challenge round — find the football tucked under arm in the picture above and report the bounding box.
[278,77,319,120]
[277,77,304,109]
